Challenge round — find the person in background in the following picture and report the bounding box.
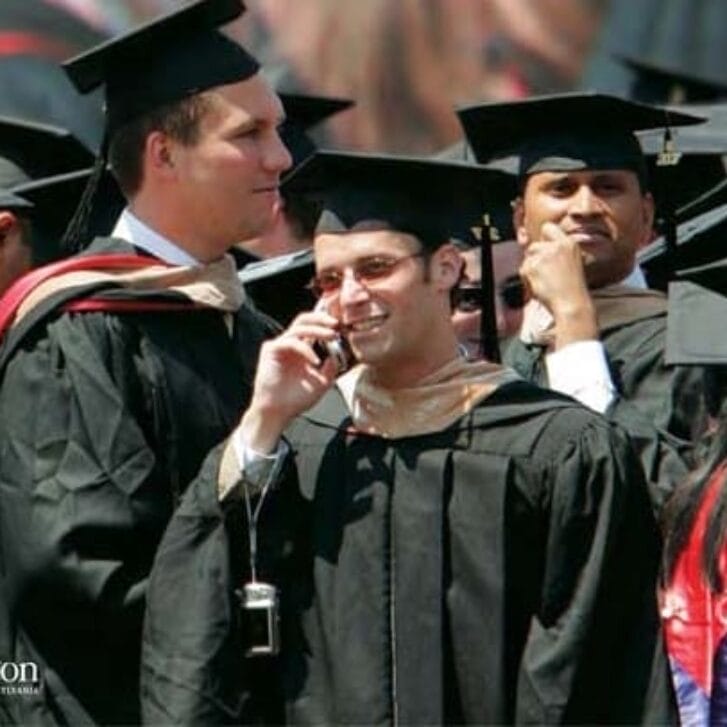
[453,239,524,359]
[659,251,727,724]
[235,92,353,264]
[0,1,289,723]
[459,92,706,512]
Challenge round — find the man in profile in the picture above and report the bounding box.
[0,1,290,723]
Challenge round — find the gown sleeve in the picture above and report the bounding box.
[514,413,672,724]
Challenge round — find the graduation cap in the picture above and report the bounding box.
[0,115,94,188]
[282,150,517,361]
[638,201,727,291]
[63,0,258,136]
[13,168,124,264]
[618,54,727,105]
[666,257,727,366]
[638,103,727,156]
[60,0,260,251]
[636,102,727,240]
[239,247,315,326]
[0,188,32,213]
[279,93,353,167]
[456,92,704,181]
[676,176,727,223]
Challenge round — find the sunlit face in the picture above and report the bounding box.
[313,228,455,374]
[451,241,523,358]
[170,73,292,258]
[514,169,654,288]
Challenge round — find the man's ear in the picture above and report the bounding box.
[513,197,529,248]
[145,131,176,178]
[0,211,18,244]
[432,243,463,291]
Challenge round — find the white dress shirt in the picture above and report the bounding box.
[543,266,648,414]
[112,208,201,266]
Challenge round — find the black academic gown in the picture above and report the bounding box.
[141,380,673,725]
[503,308,703,512]
[0,238,274,725]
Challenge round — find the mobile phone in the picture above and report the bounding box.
[312,299,355,375]
[312,335,354,375]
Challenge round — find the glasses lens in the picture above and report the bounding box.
[309,271,343,296]
[456,286,482,312]
[499,275,524,310]
[355,257,401,282]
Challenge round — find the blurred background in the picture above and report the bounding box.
[1,0,726,154]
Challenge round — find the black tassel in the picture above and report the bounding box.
[61,133,110,253]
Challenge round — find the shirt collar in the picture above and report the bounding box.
[614,264,648,290]
[111,208,201,267]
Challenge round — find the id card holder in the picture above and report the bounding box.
[238,581,280,657]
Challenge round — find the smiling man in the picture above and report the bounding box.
[459,93,707,511]
[142,151,671,725]
[0,1,290,724]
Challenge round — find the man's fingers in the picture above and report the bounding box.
[281,322,338,342]
[541,221,569,242]
[265,336,321,367]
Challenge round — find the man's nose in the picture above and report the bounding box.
[570,184,601,215]
[339,270,370,305]
[263,130,293,175]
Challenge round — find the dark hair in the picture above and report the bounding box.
[281,192,321,244]
[108,92,212,197]
[662,370,727,592]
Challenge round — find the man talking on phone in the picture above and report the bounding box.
[141,151,672,725]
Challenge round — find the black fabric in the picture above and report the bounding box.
[456,92,702,178]
[0,115,93,189]
[141,380,673,725]
[282,150,516,250]
[503,308,703,513]
[0,237,275,725]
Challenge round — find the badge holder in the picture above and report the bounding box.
[236,456,280,657]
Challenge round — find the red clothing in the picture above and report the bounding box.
[661,460,727,725]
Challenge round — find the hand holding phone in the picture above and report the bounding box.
[311,300,354,375]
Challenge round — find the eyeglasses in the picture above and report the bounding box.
[454,275,525,313]
[308,252,425,297]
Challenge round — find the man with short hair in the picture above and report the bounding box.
[0,1,290,724]
[142,151,670,725]
[459,92,706,510]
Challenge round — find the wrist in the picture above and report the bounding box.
[239,403,290,454]
[552,301,599,349]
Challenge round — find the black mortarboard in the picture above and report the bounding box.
[282,150,516,362]
[62,0,259,136]
[619,54,727,105]
[638,103,727,156]
[282,150,515,249]
[279,94,353,168]
[0,115,93,188]
[639,201,727,291]
[637,102,727,238]
[666,257,727,365]
[13,168,124,264]
[239,248,315,327]
[0,189,32,212]
[676,177,727,223]
[456,92,704,182]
